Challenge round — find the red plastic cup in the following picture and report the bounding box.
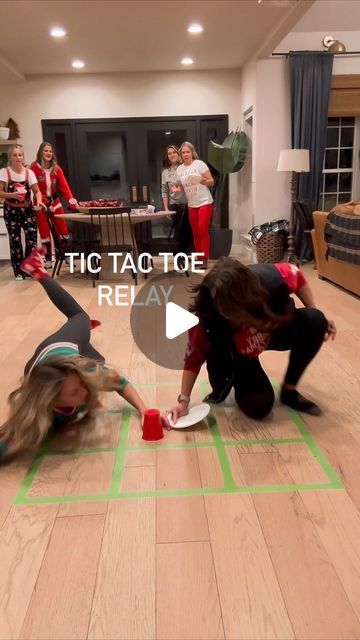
[142,409,164,441]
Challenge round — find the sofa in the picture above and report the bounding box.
[311,210,360,297]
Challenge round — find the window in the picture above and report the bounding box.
[319,117,359,211]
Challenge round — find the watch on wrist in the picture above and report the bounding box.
[177,394,190,403]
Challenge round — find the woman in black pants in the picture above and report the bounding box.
[161,144,192,254]
[171,257,336,422]
[0,248,168,460]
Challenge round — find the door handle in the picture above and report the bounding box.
[142,185,150,203]
[130,185,138,203]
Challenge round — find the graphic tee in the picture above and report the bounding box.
[177,160,213,208]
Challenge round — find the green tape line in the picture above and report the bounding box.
[198,380,237,490]
[14,378,342,505]
[285,405,343,488]
[15,481,341,506]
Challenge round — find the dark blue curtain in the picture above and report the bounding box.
[289,51,333,205]
[289,51,333,260]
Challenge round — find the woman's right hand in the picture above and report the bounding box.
[169,184,181,193]
[10,192,24,201]
[170,401,189,425]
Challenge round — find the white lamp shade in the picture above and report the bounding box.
[277,149,310,173]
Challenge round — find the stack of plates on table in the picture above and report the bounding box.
[168,403,210,429]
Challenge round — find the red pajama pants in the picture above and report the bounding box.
[188,203,213,259]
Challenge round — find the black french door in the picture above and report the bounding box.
[134,119,196,209]
[42,115,229,224]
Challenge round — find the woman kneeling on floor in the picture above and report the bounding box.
[171,257,336,423]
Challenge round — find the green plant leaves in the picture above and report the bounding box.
[208,130,247,174]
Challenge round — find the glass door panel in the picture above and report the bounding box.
[41,121,78,194]
[76,123,138,202]
[136,120,197,237]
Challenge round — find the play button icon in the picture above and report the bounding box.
[165,302,199,339]
[129,270,204,370]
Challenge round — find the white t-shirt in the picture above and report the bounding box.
[0,167,37,187]
[177,159,213,208]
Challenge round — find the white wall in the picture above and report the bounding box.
[238,55,291,233]
[255,58,291,225]
[0,69,245,231]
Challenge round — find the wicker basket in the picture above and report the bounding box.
[256,232,285,263]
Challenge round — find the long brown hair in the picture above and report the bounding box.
[36,141,58,172]
[0,356,123,458]
[163,145,181,169]
[190,257,291,331]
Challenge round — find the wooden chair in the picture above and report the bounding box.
[88,207,138,287]
[46,208,99,279]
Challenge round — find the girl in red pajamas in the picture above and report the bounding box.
[171,258,336,422]
[31,142,78,267]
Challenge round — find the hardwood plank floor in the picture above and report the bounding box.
[1,262,360,639]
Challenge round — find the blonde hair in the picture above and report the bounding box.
[0,356,123,459]
[179,141,199,160]
[7,144,24,166]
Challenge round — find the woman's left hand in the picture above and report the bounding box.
[324,319,336,341]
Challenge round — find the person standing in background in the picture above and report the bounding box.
[0,144,42,280]
[161,144,192,254]
[31,142,78,268]
[173,141,214,268]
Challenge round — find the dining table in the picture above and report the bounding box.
[57,208,176,281]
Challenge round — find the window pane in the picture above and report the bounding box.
[325,149,338,169]
[340,127,354,147]
[326,128,339,147]
[87,131,127,201]
[339,172,352,191]
[325,173,338,192]
[338,193,352,203]
[339,148,353,168]
[324,195,337,211]
[340,117,355,126]
[328,118,340,126]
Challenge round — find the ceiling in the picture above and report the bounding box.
[293,0,360,31]
[0,0,310,80]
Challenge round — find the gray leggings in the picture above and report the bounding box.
[24,276,104,375]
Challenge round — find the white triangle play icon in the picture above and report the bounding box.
[165,302,199,340]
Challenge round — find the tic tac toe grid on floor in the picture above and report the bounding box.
[14,380,342,506]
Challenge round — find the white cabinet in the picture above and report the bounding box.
[0,139,21,260]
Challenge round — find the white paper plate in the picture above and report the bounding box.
[168,403,210,429]
[186,174,202,185]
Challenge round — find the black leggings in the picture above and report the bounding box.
[24,276,104,375]
[208,308,328,420]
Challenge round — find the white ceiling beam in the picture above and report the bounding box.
[0,50,25,81]
[254,0,316,60]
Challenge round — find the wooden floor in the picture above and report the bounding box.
[1,260,360,640]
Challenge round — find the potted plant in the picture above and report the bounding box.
[208,129,248,258]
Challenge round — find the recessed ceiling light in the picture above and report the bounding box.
[165,131,172,135]
[50,26,66,38]
[181,57,194,66]
[188,23,203,34]
[72,59,85,69]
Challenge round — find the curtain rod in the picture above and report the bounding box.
[272,51,360,57]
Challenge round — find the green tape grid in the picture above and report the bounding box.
[14,380,342,505]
